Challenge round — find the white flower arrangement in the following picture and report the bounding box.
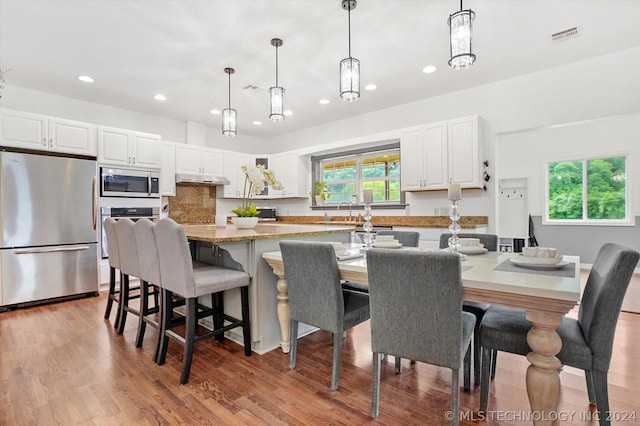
[232,164,283,217]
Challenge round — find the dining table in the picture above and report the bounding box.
[262,245,581,426]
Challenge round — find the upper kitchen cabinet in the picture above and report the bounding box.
[222,151,252,198]
[160,141,176,196]
[175,144,224,176]
[400,115,483,191]
[269,153,309,198]
[98,126,161,169]
[0,109,96,156]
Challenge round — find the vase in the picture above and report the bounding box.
[231,216,259,229]
[314,195,324,206]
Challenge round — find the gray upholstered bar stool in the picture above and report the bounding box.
[102,217,123,329]
[154,218,252,385]
[440,232,498,385]
[132,218,162,353]
[113,218,145,335]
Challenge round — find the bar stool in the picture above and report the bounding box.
[102,217,123,328]
[153,218,252,385]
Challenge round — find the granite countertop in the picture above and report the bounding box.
[183,223,354,243]
[275,215,488,229]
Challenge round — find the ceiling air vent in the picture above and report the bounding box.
[551,26,580,43]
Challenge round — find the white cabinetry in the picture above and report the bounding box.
[98,126,161,169]
[269,153,309,198]
[400,115,483,191]
[175,144,224,176]
[160,142,176,196]
[222,151,252,198]
[0,109,96,156]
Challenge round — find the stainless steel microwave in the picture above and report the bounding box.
[100,167,160,198]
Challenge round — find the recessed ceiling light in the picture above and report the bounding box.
[253,121,262,126]
[319,99,330,105]
[210,109,221,115]
[283,110,293,116]
[364,84,377,91]
[154,94,167,101]
[78,75,94,83]
[422,65,437,73]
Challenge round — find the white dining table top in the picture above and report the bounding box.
[262,246,581,310]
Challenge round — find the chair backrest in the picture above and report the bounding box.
[113,218,140,277]
[279,240,344,333]
[133,218,160,286]
[578,243,639,372]
[439,233,498,251]
[153,218,196,297]
[375,230,420,247]
[103,217,120,269]
[366,249,463,369]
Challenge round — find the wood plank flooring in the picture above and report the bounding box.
[1,274,639,425]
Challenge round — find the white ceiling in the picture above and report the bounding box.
[2,0,640,139]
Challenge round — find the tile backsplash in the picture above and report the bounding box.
[168,184,217,224]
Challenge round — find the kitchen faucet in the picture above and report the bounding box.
[337,201,353,222]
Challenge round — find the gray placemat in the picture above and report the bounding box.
[462,265,473,272]
[493,259,576,278]
[464,251,502,259]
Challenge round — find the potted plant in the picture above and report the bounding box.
[310,182,331,206]
[231,164,282,228]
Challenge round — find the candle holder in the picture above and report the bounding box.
[362,202,373,248]
[448,199,461,253]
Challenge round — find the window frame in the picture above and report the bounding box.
[310,142,405,208]
[543,153,632,226]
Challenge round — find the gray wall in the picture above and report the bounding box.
[531,216,640,264]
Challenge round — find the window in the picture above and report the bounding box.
[312,143,402,205]
[546,156,628,224]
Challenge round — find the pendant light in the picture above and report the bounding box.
[448,0,476,69]
[340,0,359,102]
[269,38,285,122]
[222,67,237,137]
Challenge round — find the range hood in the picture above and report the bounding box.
[175,173,230,186]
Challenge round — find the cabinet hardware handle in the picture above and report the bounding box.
[49,138,53,147]
[132,156,136,164]
[42,138,47,146]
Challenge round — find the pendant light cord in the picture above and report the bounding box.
[275,45,279,87]
[347,6,352,58]
[227,71,231,109]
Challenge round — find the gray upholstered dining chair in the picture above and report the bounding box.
[132,218,161,352]
[102,217,123,328]
[154,218,252,385]
[342,230,420,294]
[113,218,146,335]
[279,240,371,391]
[478,243,639,426]
[366,249,474,424]
[439,232,498,385]
[375,230,420,247]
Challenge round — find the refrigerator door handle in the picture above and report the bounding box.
[14,246,91,255]
[92,177,98,230]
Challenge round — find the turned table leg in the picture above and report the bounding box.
[273,267,291,353]
[525,311,564,426]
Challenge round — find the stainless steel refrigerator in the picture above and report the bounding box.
[0,150,99,308]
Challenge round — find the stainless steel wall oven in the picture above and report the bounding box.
[100,206,160,258]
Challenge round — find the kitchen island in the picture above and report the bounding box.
[183,222,353,354]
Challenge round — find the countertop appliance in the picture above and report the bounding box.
[256,207,277,221]
[0,150,99,308]
[101,167,159,198]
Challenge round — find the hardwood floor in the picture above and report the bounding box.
[1,275,639,425]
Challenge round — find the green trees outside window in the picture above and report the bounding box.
[548,156,626,221]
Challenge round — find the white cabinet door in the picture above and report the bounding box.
[400,129,424,191]
[448,116,482,188]
[160,142,176,196]
[223,152,251,198]
[98,127,131,166]
[270,153,309,198]
[175,144,202,173]
[0,110,48,150]
[423,122,448,190]
[201,148,224,176]
[49,118,96,156]
[132,132,161,169]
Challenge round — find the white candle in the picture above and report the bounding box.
[448,183,462,201]
[363,189,374,204]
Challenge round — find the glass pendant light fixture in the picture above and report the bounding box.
[340,0,360,102]
[269,38,285,122]
[448,0,476,69]
[222,67,237,137]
